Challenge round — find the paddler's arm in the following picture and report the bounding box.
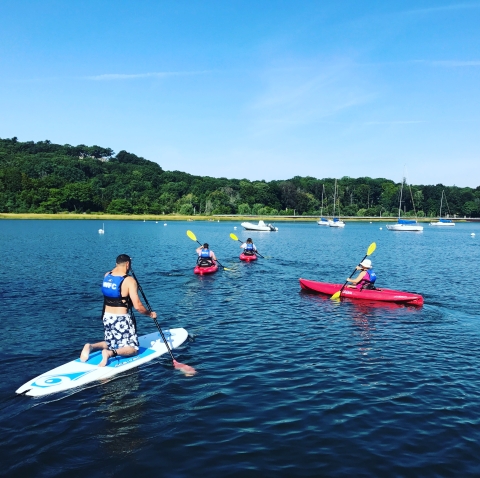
[125,277,157,319]
[347,270,366,285]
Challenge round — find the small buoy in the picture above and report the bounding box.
[218,220,220,222]
[471,233,476,236]
[379,227,382,230]
[164,223,167,226]
[234,226,237,230]
[156,221,158,224]
[370,221,372,224]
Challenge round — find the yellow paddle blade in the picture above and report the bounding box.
[230,233,239,241]
[366,242,376,256]
[331,291,341,300]
[186,230,197,241]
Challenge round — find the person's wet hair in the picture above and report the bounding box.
[203,243,209,248]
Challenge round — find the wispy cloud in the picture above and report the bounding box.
[357,59,480,68]
[248,59,376,136]
[84,70,209,81]
[362,120,426,125]
[402,2,480,15]
[422,60,480,67]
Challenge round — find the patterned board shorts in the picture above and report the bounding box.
[103,313,139,351]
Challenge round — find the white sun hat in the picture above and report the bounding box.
[360,259,372,269]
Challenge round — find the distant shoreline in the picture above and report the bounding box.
[0,213,470,222]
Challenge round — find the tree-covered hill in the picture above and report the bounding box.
[1,137,479,217]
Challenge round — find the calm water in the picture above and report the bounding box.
[1,219,480,477]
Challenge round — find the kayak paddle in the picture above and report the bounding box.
[330,242,377,300]
[131,270,196,376]
[186,230,230,270]
[229,233,265,258]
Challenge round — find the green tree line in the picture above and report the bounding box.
[1,137,479,217]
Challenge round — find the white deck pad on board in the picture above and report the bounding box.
[16,328,189,397]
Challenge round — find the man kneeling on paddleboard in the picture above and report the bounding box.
[346,259,377,290]
[80,254,157,367]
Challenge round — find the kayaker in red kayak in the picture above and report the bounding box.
[240,238,257,257]
[196,243,217,267]
[346,259,377,290]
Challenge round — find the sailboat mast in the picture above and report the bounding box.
[439,190,444,218]
[398,178,404,218]
[332,180,337,218]
[321,184,324,216]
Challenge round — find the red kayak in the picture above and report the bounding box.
[299,278,423,306]
[194,261,219,275]
[240,253,257,262]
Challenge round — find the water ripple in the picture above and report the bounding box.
[1,220,480,476]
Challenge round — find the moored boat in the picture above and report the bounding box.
[430,219,455,226]
[430,190,455,226]
[328,217,345,228]
[241,220,278,231]
[387,175,423,232]
[329,179,345,228]
[386,219,423,232]
[240,252,257,261]
[194,261,219,275]
[317,185,329,226]
[299,278,423,306]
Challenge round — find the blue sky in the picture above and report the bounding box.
[1,1,479,187]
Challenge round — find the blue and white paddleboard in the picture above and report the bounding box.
[16,328,189,397]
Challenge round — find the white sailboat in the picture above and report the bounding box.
[317,184,329,226]
[430,190,455,226]
[386,177,423,232]
[328,180,345,228]
[98,223,105,234]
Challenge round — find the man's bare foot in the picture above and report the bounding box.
[80,344,93,362]
[98,349,112,367]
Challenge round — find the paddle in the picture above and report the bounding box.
[229,233,265,258]
[330,242,377,300]
[131,270,196,375]
[186,230,230,270]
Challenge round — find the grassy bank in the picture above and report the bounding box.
[0,213,464,222]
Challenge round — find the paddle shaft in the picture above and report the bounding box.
[130,270,177,363]
[336,253,369,298]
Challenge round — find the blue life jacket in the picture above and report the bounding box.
[200,248,211,258]
[102,273,130,308]
[245,243,254,251]
[359,270,377,289]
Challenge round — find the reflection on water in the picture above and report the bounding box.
[96,371,147,457]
